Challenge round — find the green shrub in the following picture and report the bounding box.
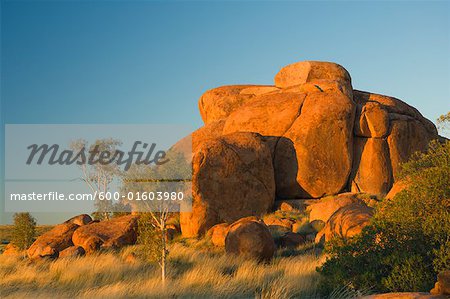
[11,212,36,250]
[318,140,450,295]
[137,212,162,263]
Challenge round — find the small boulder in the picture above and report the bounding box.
[307,193,363,223]
[386,180,409,200]
[65,214,92,226]
[316,203,373,243]
[225,217,276,262]
[430,270,450,296]
[292,219,315,235]
[59,246,85,258]
[165,224,178,242]
[27,222,79,260]
[263,214,293,230]
[274,200,307,211]
[278,232,306,248]
[124,252,138,264]
[2,243,21,256]
[279,202,297,212]
[207,223,230,247]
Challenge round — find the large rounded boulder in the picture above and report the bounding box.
[180,132,275,237]
[27,222,79,260]
[225,217,276,261]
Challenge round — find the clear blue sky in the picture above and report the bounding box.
[1,0,449,224]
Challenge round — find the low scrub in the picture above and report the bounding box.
[318,140,450,295]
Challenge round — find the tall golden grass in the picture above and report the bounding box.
[0,242,324,298]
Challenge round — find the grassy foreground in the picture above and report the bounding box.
[0,241,325,299]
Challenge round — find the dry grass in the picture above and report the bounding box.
[0,242,325,299]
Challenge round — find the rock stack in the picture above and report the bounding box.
[177,60,439,237]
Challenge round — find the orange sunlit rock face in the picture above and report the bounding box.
[176,60,439,237]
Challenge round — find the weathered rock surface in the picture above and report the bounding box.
[72,215,138,254]
[59,246,85,258]
[199,85,279,124]
[274,84,355,198]
[355,101,390,138]
[307,193,365,223]
[180,132,275,237]
[274,61,351,89]
[431,270,450,296]
[225,217,276,261]
[65,214,92,226]
[316,202,373,243]
[223,92,306,137]
[387,119,434,179]
[385,180,409,200]
[207,223,230,247]
[278,232,306,248]
[177,60,440,237]
[27,222,79,260]
[263,214,294,231]
[350,138,393,195]
[2,243,21,256]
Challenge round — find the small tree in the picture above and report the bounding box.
[123,151,190,285]
[71,138,122,220]
[137,209,170,285]
[11,212,36,250]
[437,111,450,138]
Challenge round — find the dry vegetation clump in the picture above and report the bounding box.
[0,241,324,298]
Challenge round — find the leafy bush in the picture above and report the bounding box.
[318,140,450,295]
[137,212,162,263]
[11,212,36,250]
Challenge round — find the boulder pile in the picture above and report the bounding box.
[178,60,439,237]
[26,214,139,260]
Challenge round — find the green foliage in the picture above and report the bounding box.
[137,212,162,263]
[382,255,434,292]
[11,212,36,250]
[437,111,450,137]
[318,140,450,295]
